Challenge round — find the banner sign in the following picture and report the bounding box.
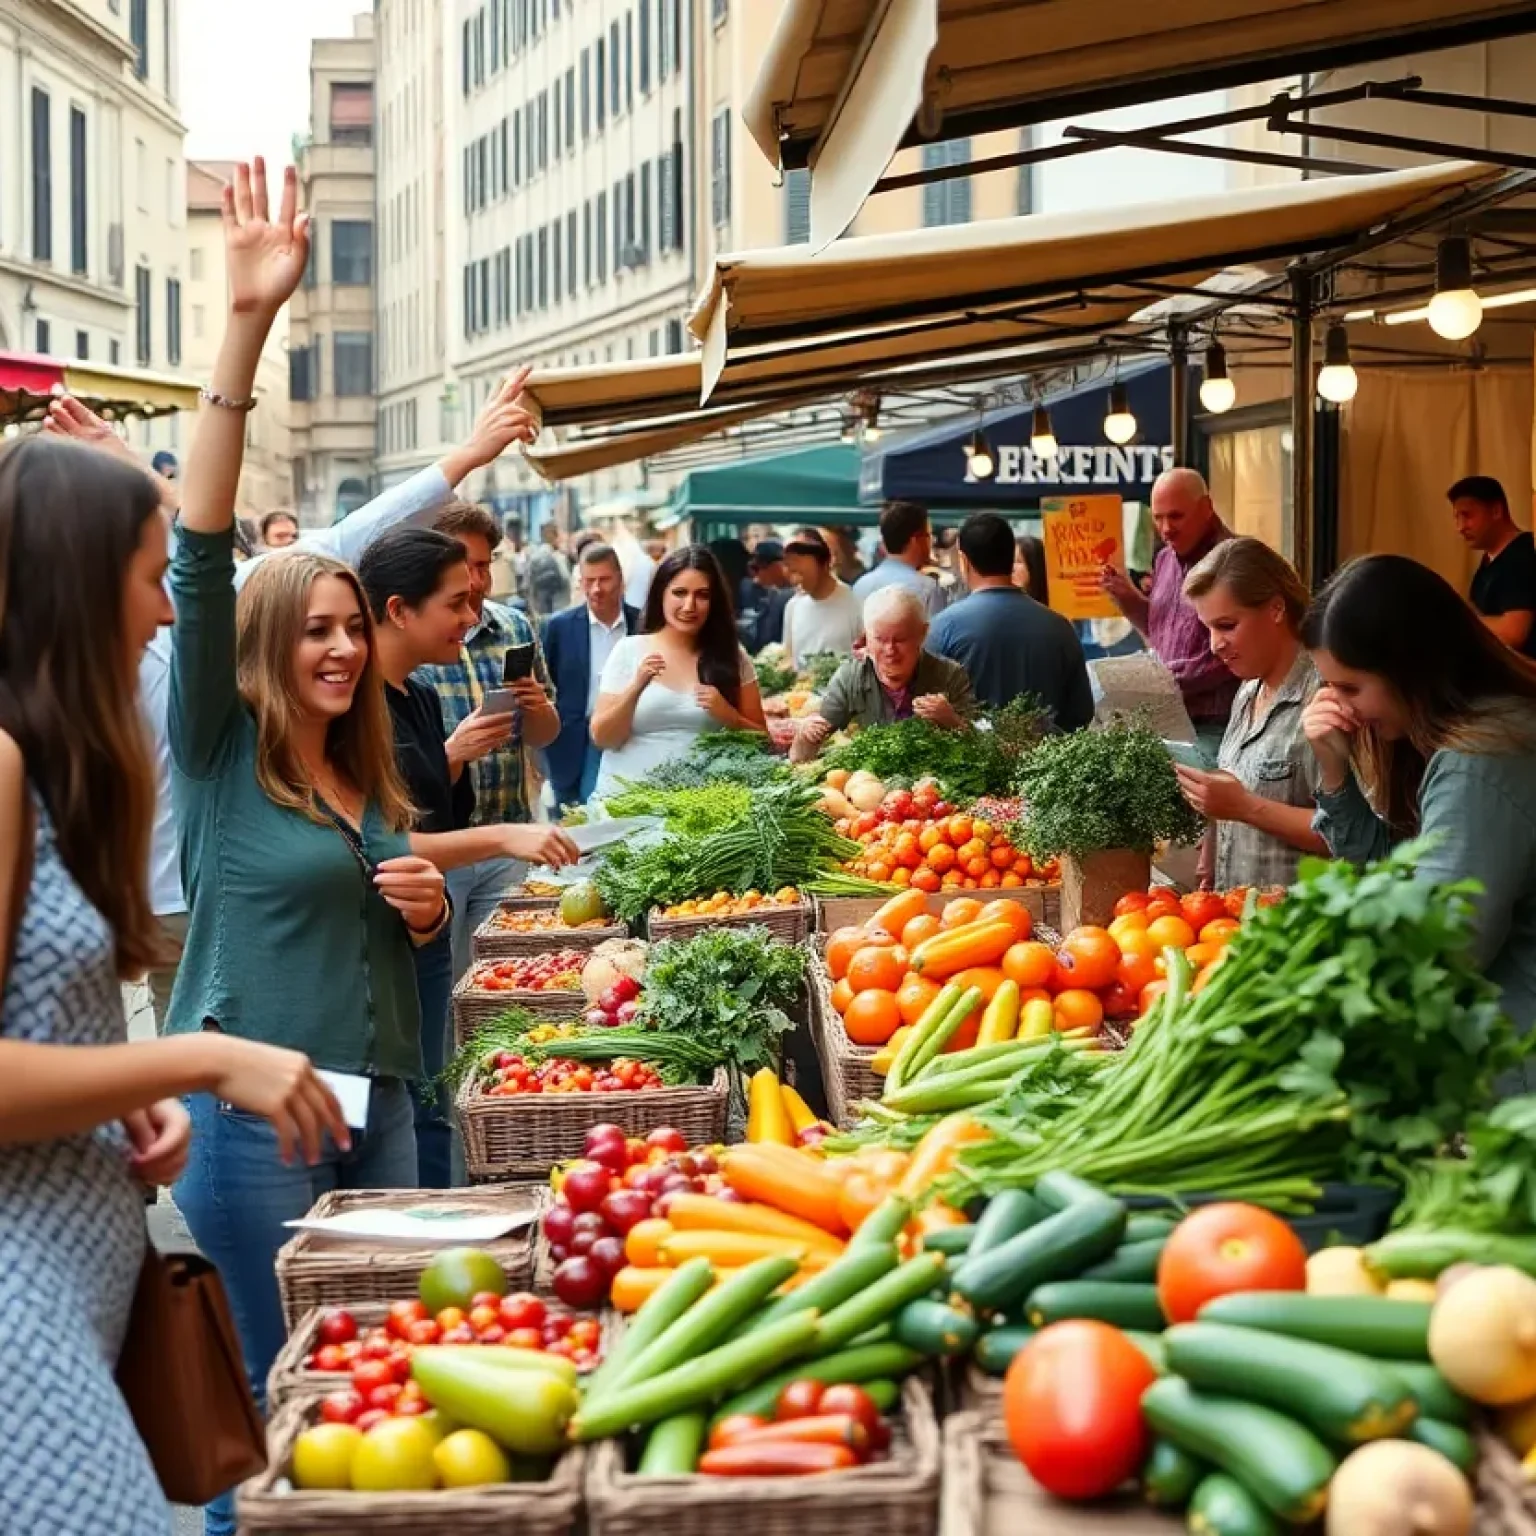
[1042,495,1125,621]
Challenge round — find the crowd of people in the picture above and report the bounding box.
[5,156,1536,1532]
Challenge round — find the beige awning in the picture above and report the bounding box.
[689,160,1493,402]
[746,0,1536,247]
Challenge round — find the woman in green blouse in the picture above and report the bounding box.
[167,162,455,1536]
[1302,553,1536,1038]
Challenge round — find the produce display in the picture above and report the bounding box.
[469,953,587,993]
[478,1052,665,1096]
[657,887,803,920]
[484,909,613,934]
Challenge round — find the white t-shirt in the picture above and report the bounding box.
[593,636,755,799]
[783,582,863,666]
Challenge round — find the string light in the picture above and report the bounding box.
[1199,340,1236,414]
[1316,323,1358,404]
[1103,383,1137,446]
[1029,403,1058,459]
[1427,235,1483,341]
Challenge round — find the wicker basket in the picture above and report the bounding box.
[452,969,587,1044]
[237,1399,584,1536]
[457,1068,730,1180]
[940,1410,1175,1536]
[274,1185,542,1331]
[806,949,882,1129]
[586,1375,940,1536]
[497,891,562,911]
[646,901,811,945]
[815,885,1062,935]
[473,914,629,961]
[1477,1426,1536,1534]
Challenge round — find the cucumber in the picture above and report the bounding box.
[861,1379,901,1413]
[850,1195,911,1249]
[1125,1330,1168,1375]
[1140,1438,1204,1509]
[1025,1281,1165,1333]
[968,1189,1048,1257]
[892,1297,979,1357]
[920,1223,976,1256]
[1389,1360,1469,1425]
[974,1323,1035,1376]
[1082,1237,1167,1283]
[743,1243,898,1336]
[1186,1472,1280,1536]
[637,1411,706,1475]
[814,1252,947,1352]
[952,1195,1125,1312]
[1141,1377,1335,1524]
[1126,1214,1179,1243]
[1034,1170,1114,1211]
[1405,1416,1476,1474]
[1198,1293,1431,1361]
[1164,1322,1416,1445]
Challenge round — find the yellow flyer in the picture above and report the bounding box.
[1041,495,1125,621]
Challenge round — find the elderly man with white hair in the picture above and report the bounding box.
[790,585,975,762]
[1101,465,1239,762]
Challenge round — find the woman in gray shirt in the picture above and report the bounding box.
[1301,554,1536,1035]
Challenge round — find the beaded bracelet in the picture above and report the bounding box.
[199,387,258,413]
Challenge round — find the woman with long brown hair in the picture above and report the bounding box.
[0,435,349,1529]
[1302,553,1536,1033]
[166,161,446,1536]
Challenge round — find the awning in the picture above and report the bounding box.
[0,351,200,423]
[669,443,864,527]
[860,360,1173,506]
[688,160,1493,402]
[745,0,1536,247]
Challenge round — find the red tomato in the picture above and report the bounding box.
[317,1308,358,1346]
[354,1409,389,1434]
[774,1380,826,1421]
[1157,1202,1308,1323]
[469,1304,501,1334]
[366,1382,403,1413]
[708,1414,770,1451]
[817,1384,882,1440]
[406,1318,441,1347]
[312,1344,347,1373]
[1180,890,1229,933]
[1112,892,1151,917]
[350,1358,395,1396]
[385,1299,426,1339]
[394,1395,428,1416]
[507,1327,545,1351]
[319,1389,364,1425]
[1003,1322,1157,1500]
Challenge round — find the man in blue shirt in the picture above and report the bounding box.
[929,512,1094,729]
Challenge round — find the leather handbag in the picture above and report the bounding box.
[114,1245,268,1506]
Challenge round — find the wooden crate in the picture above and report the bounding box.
[815,884,1061,936]
[805,948,881,1129]
[646,900,811,945]
[472,914,629,961]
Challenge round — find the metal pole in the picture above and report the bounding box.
[1289,269,1314,581]
[1169,322,1189,466]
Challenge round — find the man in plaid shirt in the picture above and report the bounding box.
[424,501,561,975]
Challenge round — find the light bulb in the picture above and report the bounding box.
[1428,236,1482,341]
[1199,341,1235,413]
[1103,384,1137,446]
[965,427,994,479]
[1029,404,1058,459]
[1316,323,1358,404]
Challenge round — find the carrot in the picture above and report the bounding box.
[721,1147,849,1235]
[736,1414,869,1454]
[708,1414,770,1451]
[897,1112,991,1199]
[610,1266,677,1313]
[624,1218,675,1268]
[658,1230,830,1268]
[909,920,1021,979]
[663,1192,845,1254]
[698,1441,859,1476]
[870,888,927,939]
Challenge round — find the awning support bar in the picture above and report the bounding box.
[1289,269,1315,585]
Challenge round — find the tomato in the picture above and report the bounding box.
[385,1299,426,1339]
[319,1389,365,1425]
[1053,928,1121,992]
[312,1344,347,1373]
[1113,892,1150,917]
[354,1409,389,1434]
[1156,1202,1308,1324]
[350,1358,395,1396]
[469,1304,501,1333]
[1002,1321,1157,1500]
[646,1126,688,1154]
[367,1382,404,1413]
[774,1379,826,1421]
[435,1306,467,1332]
[499,1292,547,1332]
[817,1384,882,1440]
[508,1327,545,1351]
[709,1414,770,1450]
[317,1308,358,1346]
[1180,890,1229,933]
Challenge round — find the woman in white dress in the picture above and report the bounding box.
[591,544,766,797]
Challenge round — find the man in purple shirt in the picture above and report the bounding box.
[1102,467,1238,761]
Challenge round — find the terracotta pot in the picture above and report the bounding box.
[1060,849,1152,930]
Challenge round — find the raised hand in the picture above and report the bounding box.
[442,367,539,486]
[224,158,311,319]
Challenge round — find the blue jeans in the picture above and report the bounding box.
[552,740,602,814]
[176,1078,418,1536]
[409,933,455,1189]
[447,854,524,980]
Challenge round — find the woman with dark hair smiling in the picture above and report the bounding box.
[590,544,765,798]
[1302,553,1536,1034]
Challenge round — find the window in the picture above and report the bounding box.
[666,317,683,353]
[304,223,318,286]
[475,8,486,85]
[489,0,500,68]
[670,0,683,72]
[564,66,575,147]
[639,0,651,92]
[35,319,50,355]
[500,118,509,195]
[710,109,731,228]
[921,139,972,227]
[135,138,148,213]
[609,22,620,117]
[659,148,676,252]
[552,78,561,159]
[1016,126,1036,214]
[658,0,671,81]
[334,333,373,396]
[594,37,605,128]
[596,191,607,282]
[190,247,203,281]
[567,209,577,294]
[75,329,89,360]
[552,220,562,302]
[537,226,548,308]
[30,89,51,263]
[639,160,651,260]
[134,265,152,364]
[479,257,490,327]
[583,199,592,285]
[625,11,634,111]
[513,109,523,185]
[166,276,182,365]
[68,107,86,274]
[785,168,810,244]
[331,220,373,285]
[462,19,472,93]
[110,339,121,366]
[330,83,373,146]
[289,344,313,400]
[711,0,726,22]
[580,49,590,136]
[612,178,623,270]
[494,246,511,325]
[130,0,149,79]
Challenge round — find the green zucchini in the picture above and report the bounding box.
[1198,1292,1431,1361]
[952,1194,1125,1312]
[1164,1321,1416,1445]
[814,1252,947,1352]
[1389,1360,1469,1425]
[892,1297,979,1358]
[636,1411,706,1476]
[849,1195,911,1249]
[743,1243,898,1336]
[1126,1213,1179,1243]
[1406,1417,1477,1474]
[1025,1280,1165,1332]
[1186,1472,1280,1536]
[1082,1237,1167,1283]
[861,1379,901,1413]
[968,1189,1048,1257]
[1034,1170,1114,1211]
[920,1223,976,1256]
[1141,1438,1204,1508]
[1125,1330,1168,1375]
[1141,1377,1335,1524]
[974,1323,1035,1376]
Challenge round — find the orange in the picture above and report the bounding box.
[843,988,902,1046]
[1012,853,1034,876]
[1116,948,1159,996]
[962,877,979,890]
[964,857,989,879]
[1053,927,1122,993]
[917,826,944,854]
[1053,989,1104,1031]
[1114,927,1156,962]
[940,871,963,890]
[1139,979,1169,1015]
[824,926,866,981]
[892,833,923,869]
[830,977,855,1014]
[896,973,942,1026]
[1002,941,1056,990]
[1185,941,1224,971]
[979,870,1001,889]
[1018,986,1051,1005]
[1145,914,1197,951]
[866,860,893,883]
[945,998,986,1053]
[1000,873,1024,888]
[971,819,995,842]
[891,867,912,887]
[926,843,957,874]
[901,913,943,949]
[940,897,984,930]
[1200,917,1241,945]
[956,838,988,866]
[1108,912,1149,943]
[911,867,942,893]
[945,815,974,847]
[990,845,1015,870]
[847,944,909,994]
[1191,961,1222,996]
[948,965,1005,1002]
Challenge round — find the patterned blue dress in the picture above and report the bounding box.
[0,794,170,1532]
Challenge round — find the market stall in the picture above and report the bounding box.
[0,350,199,426]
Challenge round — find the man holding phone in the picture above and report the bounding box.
[424,501,561,975]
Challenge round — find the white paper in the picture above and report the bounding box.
[318,1070,372,1130]
[564,815,661,854]
[283,1204,539,1246]
[1088,654,1198,743]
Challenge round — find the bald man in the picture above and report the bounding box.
[1102,467,1238,759]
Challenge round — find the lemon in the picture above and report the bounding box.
[349,1417,439,1492]
[291,1423,361,1490]
[433,1428,512,1488]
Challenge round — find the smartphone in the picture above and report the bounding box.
[503,643,535,683]
[482,688,517,715]
[1163,738,1214,771]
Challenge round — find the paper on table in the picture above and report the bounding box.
[564,815,661,854]
[283,1204,539,1246]
[1088,654,1198,744]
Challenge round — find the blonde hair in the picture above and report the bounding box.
[235,553,414,831]
[1183,536,1310,630]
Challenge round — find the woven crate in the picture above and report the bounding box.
[457,1068,730,1181]
[586,1375,940,1536]
[496,891,562,912]
[646,900,811,945]
[1477,1426,1536,1534]
[806,949,882,1129]
[274,1185,541,1331]
[237,1399,583,1536]
[473,914,629,961]
[452,968,587,1044]
[815,884,1061,935]
[940,1410,1175,1536]
[267,1300,609,1412]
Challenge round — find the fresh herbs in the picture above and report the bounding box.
[800,651,843,691]
[1012,718,1204,859]
[636,730,791,792]
[754,647,799,698]
[601,782,753,836]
